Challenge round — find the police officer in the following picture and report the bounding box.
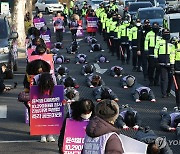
[117,16,130,64]
[141,19,151,81]
[129,19,143,71]
[81,3,88,28]
[144,22,161,85]
[170,36,180,109]
[154,29,174,98]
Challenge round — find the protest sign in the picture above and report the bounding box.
[33,18,45,30]
[87,17,98,33]
[119,134,147,154]
[40,30,52,49]
[76,26,84,37]
[30,85,64,135]
[63,118,89,154]
[28,54,54,74]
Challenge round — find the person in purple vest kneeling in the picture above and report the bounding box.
[160,107,180,139]
[82,99,124,154]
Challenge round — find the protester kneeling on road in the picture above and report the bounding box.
[110,66,123,77]
[95,54,109,63]
[81,64,94,76]
[159,107,180,139]
[120,75,136,89]
[58,99,95,153]
[82,99,124,154]
[75,53,88,64]
[115,105,142,130]
[93,86,119,102]
[86,74,105,88]
[132,83,156,103]
[55,66,69,83]
[134,126,173,154]
[66,40,79,54]
[58,76,79,89]
[51,42,63,54]
[63,87,80,117]
[54,55,70,64]
[31,44,47,55]
[89,42,104,52]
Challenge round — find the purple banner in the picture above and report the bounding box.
[76,26,84,37]
[30,85,64,135]
[40,30,52,49]
[87,17,98,33]
[63,118,89,153]
[33,18,45,30]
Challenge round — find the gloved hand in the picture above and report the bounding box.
[133,125,139,130]
[123,125,129,130]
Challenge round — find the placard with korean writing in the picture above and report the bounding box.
[33,18,45,30]
[40,30,52,49]
[63,118,89,154]
[87,17,98,33]
[30,85,64,135]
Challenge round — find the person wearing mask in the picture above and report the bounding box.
[53,12,64,43]
[154,29,174,98]
[135,126,173,154]
[141,19,152,81]
[117,16,131,64]
[159,107,180,139]
[81,64,95,76]
[132,83,156,103]
[120,75,136,89]
[170,36,180,109]
[144,22,161,86]
[81,3,88,29]
[58,99,95,153]
[93,86,119,102]
[69,15,79,41]
[82,99,124,154]
[73,5,81,17]
[129,19,143,72]
[115,105,142,130]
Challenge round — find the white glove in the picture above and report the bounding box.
[133,125,139,130]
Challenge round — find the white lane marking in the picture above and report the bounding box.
[0,105,7,118]
[0,140,40,143]
[14,73,24,76]
[170,90,175,97]
[93,63,107,74]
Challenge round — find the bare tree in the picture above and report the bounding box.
[12,0,26,48]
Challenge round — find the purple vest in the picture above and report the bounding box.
[170,112,180,127]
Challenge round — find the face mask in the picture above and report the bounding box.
[136,23,141,27]
[81,112,92,120]
[162,33,170,40]
[152,27,159,33]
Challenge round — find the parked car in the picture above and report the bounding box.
[35,0,64,14]
[163,13,180,37]
[136,7,164,26]
[126,2,153,19]
[136,0,167,9]
[0,15,18,79]
[166,0,180,13]
[136,0,156,6]
[88,0,103,10]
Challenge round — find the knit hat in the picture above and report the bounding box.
[79,57,85,63]
[56,57,63,64]
[126,76,135,87]
[96,99,119,123]
[99,56,106,63]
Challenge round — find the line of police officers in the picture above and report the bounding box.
[95,1,180,109]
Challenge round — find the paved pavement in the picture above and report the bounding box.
[0,14,179,153]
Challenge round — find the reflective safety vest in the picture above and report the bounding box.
[82,8,87,16]
[106,18,112,33]
[63,7,69,15]
[129,26,138,41]
[110,21,117,32]
[154,39,175,65]
[70,1,74,8]
[117,23,130,40]
[171,43,180,72]
[83,132,123,154]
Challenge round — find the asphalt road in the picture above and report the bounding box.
[0,14,179,154]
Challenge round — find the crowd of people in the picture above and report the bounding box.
[14,0,180,153]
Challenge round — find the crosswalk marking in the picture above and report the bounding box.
[0,105,7,118]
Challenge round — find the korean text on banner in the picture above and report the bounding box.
[63,118,89,154]
[30,85,64,135]
[33,18,45,30]
[87,17,98,33]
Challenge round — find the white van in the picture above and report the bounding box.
[166,0,180,13]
